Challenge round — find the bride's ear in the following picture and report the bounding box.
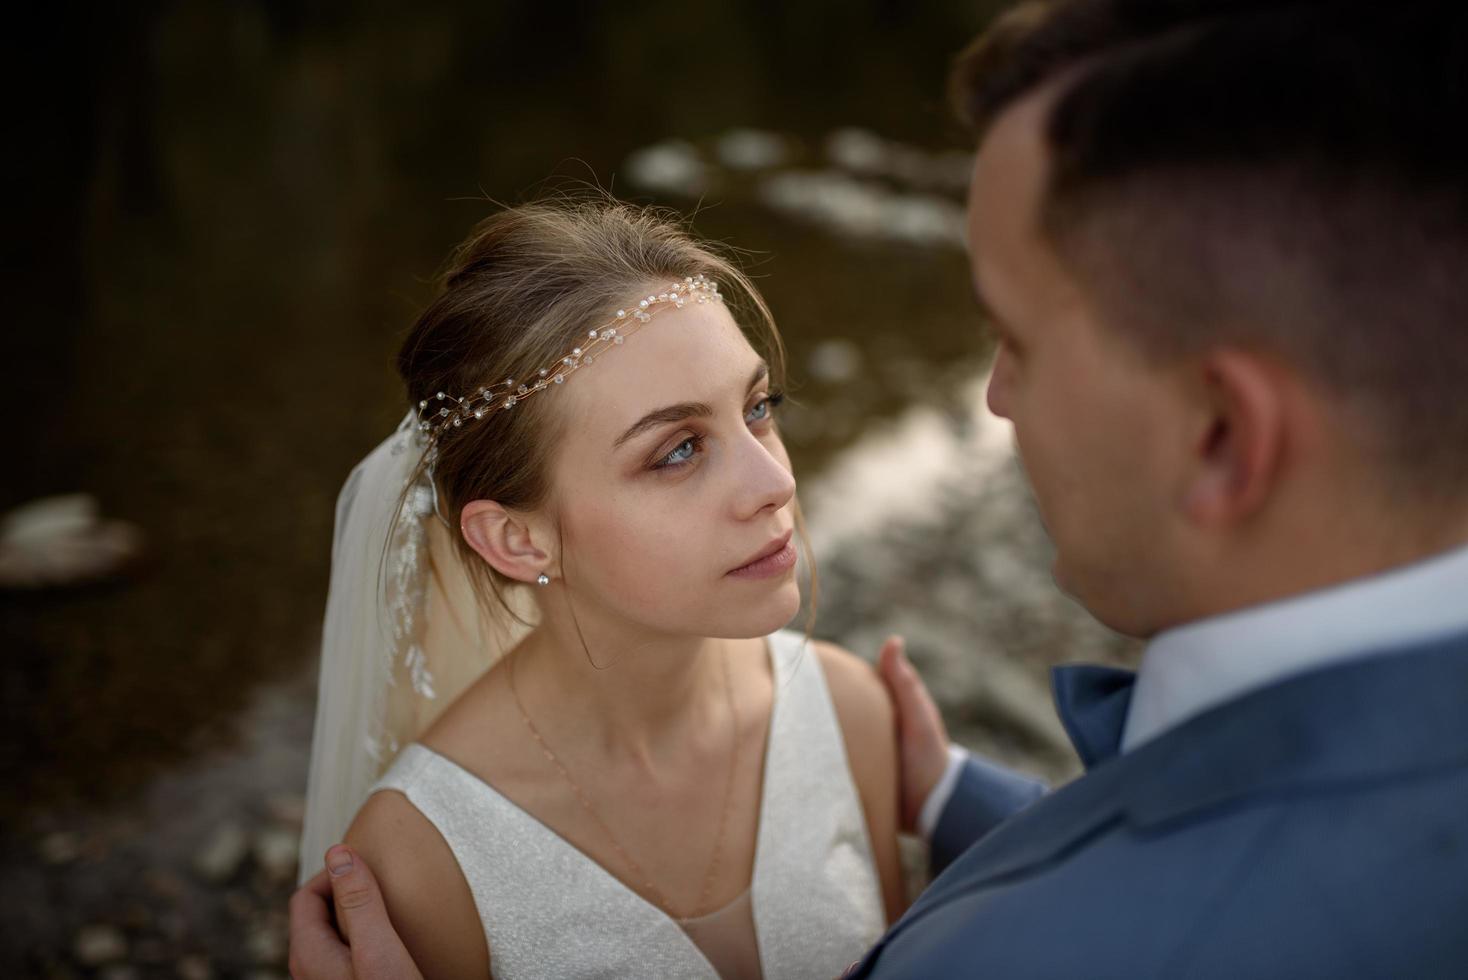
[458,500,553,584]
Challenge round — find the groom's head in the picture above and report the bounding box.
[954,0,1468,637]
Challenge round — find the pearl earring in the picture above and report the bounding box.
[536,573,550,586]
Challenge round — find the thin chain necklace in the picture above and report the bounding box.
[507,643,741,921]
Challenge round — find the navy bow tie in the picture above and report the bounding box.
[1051,665,1137,769]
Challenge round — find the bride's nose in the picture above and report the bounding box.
[731,431,796,520]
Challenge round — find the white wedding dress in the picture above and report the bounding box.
[370,627,886,979]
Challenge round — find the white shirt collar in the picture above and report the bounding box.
[1120,542,1468,753]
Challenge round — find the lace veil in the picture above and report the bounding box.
[298,410,532,882]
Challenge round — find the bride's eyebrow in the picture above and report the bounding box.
[612,362,769,450]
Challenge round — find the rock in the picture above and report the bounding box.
[265,794,306,829]
[119,902,151,930]
[623,140,710,196]
[73,924,127,966]
[247,923,285,964]
[157,910,187,942]
[99,967,140,980]
[824,128,973,193]
[223,888,254,918]
[960,652,1073,759]
[716,129,788,171]
[0,493,146,590]
[133,938,168,963]
[808,340,864,385]
[253,826,300,882]
[800,379,1140,784]
[192,823,249,883]
[176,954,212,980]
[756,171,967,250]
[39,831,80,864]
[826,128,887,175]
[143,868,187,901]
[897,834,929,905]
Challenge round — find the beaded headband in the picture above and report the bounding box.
[415,273,723,443]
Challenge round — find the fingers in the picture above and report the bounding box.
[287,869,353,980]
[326,845,379,920]
[876,636,907,716]
[325,845,425,980]
[876,636,953,833]
[879,636,949,745]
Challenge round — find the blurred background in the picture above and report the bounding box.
[2,1,1134,975]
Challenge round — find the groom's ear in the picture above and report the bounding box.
[459,500,553,584]
[1180,349,1291,529]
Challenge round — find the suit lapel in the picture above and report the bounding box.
[1124,636,1468,828]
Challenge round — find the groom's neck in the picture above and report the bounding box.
[1159,493,1468,637]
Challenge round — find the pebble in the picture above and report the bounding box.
[192,823,249,883]
[756,171,967,250]
[176,955,212,980]
[246,923,285,964]
[224,889,254,918]
[144,868,187,900]
[808,339,864,385]
[716,128,789,170]
[119,901,151,930]
[825,127,973,192]
[73,924,127,966]
[133,937,169,963]
[40,830,81,864]
[265,794,306,829]
[252,826,300,883]
[157,910,188,942]
[623,140,709,196]
[826,127,888,175]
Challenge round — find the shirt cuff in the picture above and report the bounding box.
[917,744,971,842]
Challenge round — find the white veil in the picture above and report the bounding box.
[298,410,533,882]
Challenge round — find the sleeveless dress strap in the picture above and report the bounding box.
[751,629,885,978]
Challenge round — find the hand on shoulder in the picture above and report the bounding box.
[344,789,489,979]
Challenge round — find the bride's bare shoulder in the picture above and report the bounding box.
[810,638,907,920]
[345,789,490,978]
[810,640,896,744]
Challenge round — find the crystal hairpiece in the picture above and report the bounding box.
[415,273,723,443]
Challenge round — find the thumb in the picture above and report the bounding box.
[879,637,946,744]
[325,845,424,980]
[876,636,953,832]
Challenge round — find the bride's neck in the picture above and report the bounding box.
[511,609,733,770]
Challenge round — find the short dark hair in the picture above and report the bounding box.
[953,0,1468,494]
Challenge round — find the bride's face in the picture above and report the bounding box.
[541,293,801,640]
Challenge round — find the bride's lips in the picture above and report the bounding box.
[727,530,797,580]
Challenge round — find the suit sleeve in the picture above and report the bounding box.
[929,754,1046,876]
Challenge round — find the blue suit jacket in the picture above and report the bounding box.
[852,631,1468,978]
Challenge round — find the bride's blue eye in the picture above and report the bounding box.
[656,436,702,469]
[746,391,784,425]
